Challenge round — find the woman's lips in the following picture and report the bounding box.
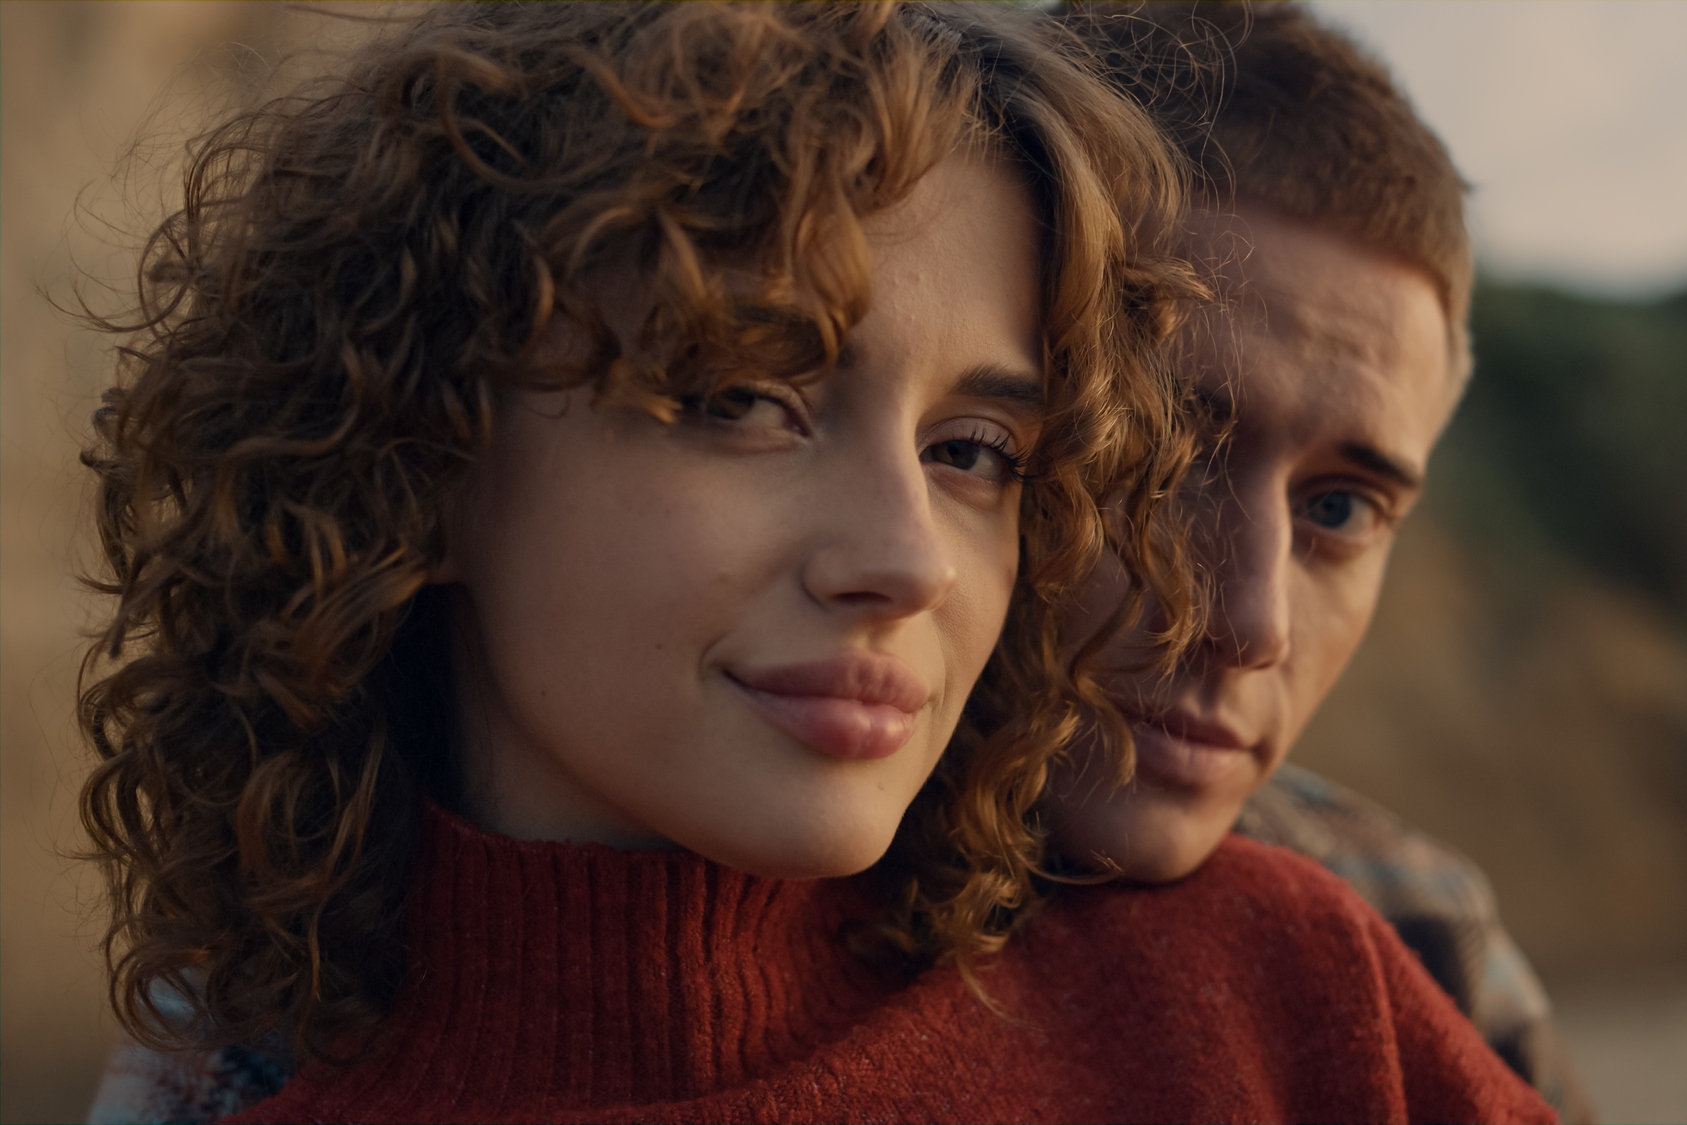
[1128,710,1255,789]
[730,653,930,761]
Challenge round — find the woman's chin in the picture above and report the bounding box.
[674,809,901,882]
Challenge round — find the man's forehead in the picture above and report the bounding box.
[1185,208,1456,469]
[1191,208,1445,347]
[1191,336,1409,434]
[1191,352,1436,491]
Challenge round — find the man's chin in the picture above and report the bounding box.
[1056,779,1243,884]
[1114,819,1235,884]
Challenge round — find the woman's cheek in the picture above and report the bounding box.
[935,509,1022,718]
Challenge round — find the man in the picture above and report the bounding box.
[1051,3,1591,1119]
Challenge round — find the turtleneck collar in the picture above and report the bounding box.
[359,803,892,1110]
[225,807,1560,1125]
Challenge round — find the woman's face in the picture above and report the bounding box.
[445,155,1043,879]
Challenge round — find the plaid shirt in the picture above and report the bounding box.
[87,763,1590,1123]
[86,1006,289,1125]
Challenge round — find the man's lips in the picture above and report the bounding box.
[1127,708,1255,789]
[730,653,931,761]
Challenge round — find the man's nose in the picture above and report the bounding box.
[801,443,957,620]
[1204,486,1292,669]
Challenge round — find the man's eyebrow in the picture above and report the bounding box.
[952,365,1046,412]
[1339,441,1423,490]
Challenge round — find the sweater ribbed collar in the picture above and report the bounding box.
[373,803,892,1111]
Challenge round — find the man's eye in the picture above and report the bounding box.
[687,385,801,430]
[698,386,762,421]
[1298,490,1378,535]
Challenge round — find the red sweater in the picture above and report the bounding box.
[229,807,1556,1124]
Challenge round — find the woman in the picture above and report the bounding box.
[81,4,1552,1122]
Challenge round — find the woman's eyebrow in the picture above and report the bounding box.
[953,365,1047,414]
[1338,441,1423,491]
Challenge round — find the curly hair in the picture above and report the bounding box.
[78,1,1202,1062]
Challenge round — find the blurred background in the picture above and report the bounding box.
[3,2,1683,1121]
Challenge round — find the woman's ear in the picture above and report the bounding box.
[430,479,472,585]
[430,550,465,586]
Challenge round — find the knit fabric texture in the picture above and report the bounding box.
[1237,763,1594,1121]
[218,804,1556,1124]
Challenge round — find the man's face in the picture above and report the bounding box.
[1053,205,1459,882]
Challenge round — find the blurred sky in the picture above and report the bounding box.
[1311,0,1687,298]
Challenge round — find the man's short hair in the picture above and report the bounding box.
[1061,1,1473,380]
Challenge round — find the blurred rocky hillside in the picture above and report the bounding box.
[1,7,382,1122]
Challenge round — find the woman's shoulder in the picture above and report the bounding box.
[1009,836,1558,1124]
[1020,834,1396,1013]
[1041,832,1384,943]
[1022,832,1498,1050]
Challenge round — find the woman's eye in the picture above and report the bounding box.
[1297,489,1379,536]
[921,429,1028,485]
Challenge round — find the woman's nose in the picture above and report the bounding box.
[1205,489,1292,670]
[801,446,957,621]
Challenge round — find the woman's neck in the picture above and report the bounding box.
[461,719,675,848]
[449,599,675,848]
[379,804,889,1106]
